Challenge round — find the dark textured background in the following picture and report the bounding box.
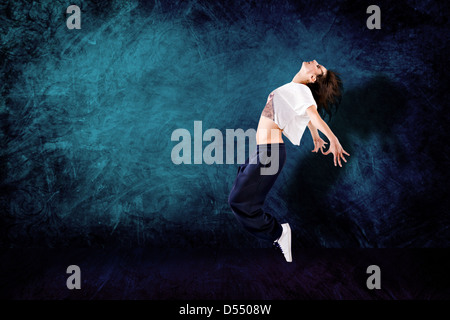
[1,0,449,299]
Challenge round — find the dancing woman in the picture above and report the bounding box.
[228,60,349,262]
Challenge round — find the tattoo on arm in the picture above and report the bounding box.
[261,92,275,121]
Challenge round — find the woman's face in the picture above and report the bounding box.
[301,60,327,82]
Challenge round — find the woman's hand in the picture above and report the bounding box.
[321,138,350,167]
[312,137,328,153]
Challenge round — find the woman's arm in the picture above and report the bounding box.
[307,121,320,139]
[308,121,328,153]
[306,105,350,167]
[306,106,336,142]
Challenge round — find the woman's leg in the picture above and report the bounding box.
[228,143,286,242]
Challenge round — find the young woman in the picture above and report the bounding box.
[228,60,349,262]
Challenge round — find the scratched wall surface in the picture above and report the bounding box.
[1,0,449,249]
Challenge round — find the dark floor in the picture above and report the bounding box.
[1,248,449,300]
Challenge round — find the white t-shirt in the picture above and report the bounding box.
[265,82,317,146]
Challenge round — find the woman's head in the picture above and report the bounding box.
[299,60,344,119]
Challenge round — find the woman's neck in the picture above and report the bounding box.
[292,72,308,85]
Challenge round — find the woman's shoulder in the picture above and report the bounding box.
[276,82,313,96]
[274,81,300,92]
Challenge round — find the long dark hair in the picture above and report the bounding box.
[306,70,343,120]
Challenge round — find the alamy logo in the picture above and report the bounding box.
[366,5,381,29]
[66,5,81,29]
[66,265,81,289]
[170,121,281,175]
[366,265,381,289]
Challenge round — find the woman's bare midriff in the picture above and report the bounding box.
[256,116,284,145]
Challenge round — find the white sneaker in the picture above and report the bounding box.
[274,223,292,262]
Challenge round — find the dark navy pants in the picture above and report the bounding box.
[228,143,286,242]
